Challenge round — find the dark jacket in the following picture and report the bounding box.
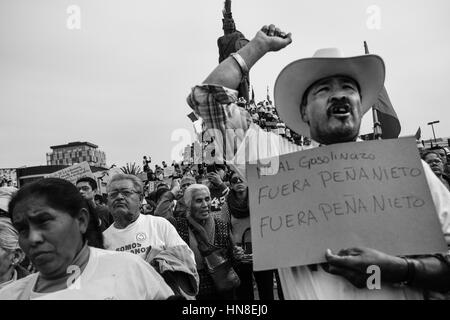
[174,216,233,300]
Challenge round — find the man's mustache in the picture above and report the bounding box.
[327,98,352,116]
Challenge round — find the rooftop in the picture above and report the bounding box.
[50,141,99,150]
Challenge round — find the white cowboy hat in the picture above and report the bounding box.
[274,48,385,137]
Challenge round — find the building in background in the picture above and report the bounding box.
[15,165,108,188]
[46,141,107,167]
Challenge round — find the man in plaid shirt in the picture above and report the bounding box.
[187,23,450,299]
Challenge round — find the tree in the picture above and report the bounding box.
[120,162,142,175]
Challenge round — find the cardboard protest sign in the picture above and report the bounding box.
[45,162,95,185]
[137,172,148,182]
[247,137,447,271]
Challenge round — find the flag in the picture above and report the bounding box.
[373,87,401,139]
[415,127,421,140]
[364,41,401,139]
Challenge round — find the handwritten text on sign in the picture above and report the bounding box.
[247,138,446,271]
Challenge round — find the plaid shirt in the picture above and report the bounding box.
[187,84,304,178]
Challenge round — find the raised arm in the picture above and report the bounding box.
[203,24,292,90]
[187,24,293,168]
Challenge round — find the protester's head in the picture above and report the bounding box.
[206,163,226,180]
[429,146,448,164]
[422,150,445,177]
[106,174,143,228]
[215,164,227,180]
[229,171,247,194]
[76,177,98,202]
[274,48,385,145]
[155,168,164,180]
[155,184,170,204]
[0,186,18,218]
[94,194,105,206]
[184,184,211,221]
[0,217,25,282]
[147,191,157,203]
[300,76,363,143]
[180,175,196,193]
[8,178,89,278]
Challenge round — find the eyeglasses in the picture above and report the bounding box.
[107,189,140,199]
[78,186,92,192]
[230,176,243,184]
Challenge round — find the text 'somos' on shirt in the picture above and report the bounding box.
[103,214,191,260]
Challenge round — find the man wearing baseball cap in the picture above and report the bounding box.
[188,24,450,299]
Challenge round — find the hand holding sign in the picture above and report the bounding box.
[45,162,95,185]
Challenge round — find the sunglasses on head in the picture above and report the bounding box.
[230,176,243,184]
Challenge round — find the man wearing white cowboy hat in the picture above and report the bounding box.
[188,24,450,299]
[0,186,18,218]
[274,46,384,145]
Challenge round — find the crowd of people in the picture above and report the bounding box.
[242,99,308,146]
[0,163,281,300]
[0,23,450,300]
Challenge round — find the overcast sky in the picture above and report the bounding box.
[1,0,449,169]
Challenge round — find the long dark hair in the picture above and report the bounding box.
[8,178,104,248]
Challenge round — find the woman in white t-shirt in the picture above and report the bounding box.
[0,178,174,300]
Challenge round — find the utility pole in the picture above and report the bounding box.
[427,120,440,146]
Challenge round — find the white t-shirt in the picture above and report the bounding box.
[0,247,174,300]
[103,214,193,261]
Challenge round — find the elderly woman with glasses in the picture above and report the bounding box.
[0,217,29,290]
[173,184,238,300]
[0,178,174,299]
